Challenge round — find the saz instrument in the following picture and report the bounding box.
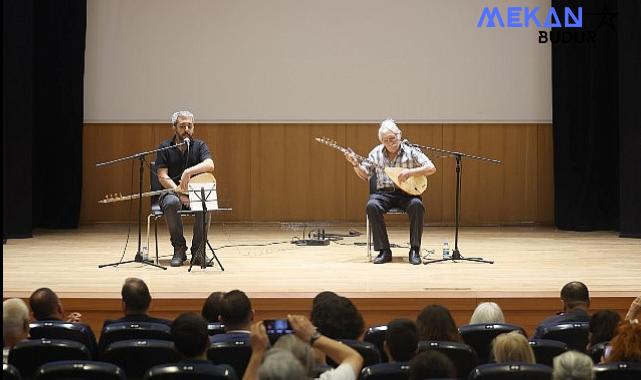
[99,172,216,204]
[315,137,428,196]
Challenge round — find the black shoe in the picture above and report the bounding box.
[409,247,421,265]
[373,249,392,264]
[170,247,187,267]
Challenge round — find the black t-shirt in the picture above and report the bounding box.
[155,137,212,184]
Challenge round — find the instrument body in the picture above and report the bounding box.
[100,172,216,204]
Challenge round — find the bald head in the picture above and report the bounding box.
[122,278,152,314]
[561,281,590,311]
[29,287,63,320]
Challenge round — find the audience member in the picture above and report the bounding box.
[312,291,340,308]
[470,302,506,324]
[604,320,641,363]
[587,310,621,349]
[532,281,590,339]
[625,295,641,323]
[311,296,364,340]
[491,330,536,363]
[102,278,171,329]
[212,289,254,343]
[3,298,30,364]
[202,291,225,323]
[384,318,418,362]
[272,335,315,378]
[416,304,462,342]
[171,313,212,361]
[552,351,594,380]
[408,351,456,380]
[257,349,306,380]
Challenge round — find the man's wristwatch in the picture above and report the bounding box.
[309,330,322,346]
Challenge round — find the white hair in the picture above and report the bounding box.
[3,298,30,343]
[171,110,194,126]
[470,302,505,324]
[552,351,595,380]
[258,348,306,380]
[378,118,401,141]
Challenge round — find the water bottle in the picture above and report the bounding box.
[141,246,149,261]
[442,241,450,259]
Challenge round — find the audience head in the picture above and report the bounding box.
[470,302,506,324]
[552,351,594,380]
[29,287,63,320]
[416,304,461,342]
[219,289,253,330]
[588,310,621,347]
[121,277,152,314]
[312,291,339,308]
[273,334,315,377]
[3,298,30,347]
[560,281,590,311]
[408,351,456,379]
[606,320,641,363]
[491,331,535,364]
[384,318,419,362]
[258,348,306,380]
[201,291,225,323]
[311,296,364,339]
[171,313,210,359]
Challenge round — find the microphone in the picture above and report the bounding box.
[183,137,191,148]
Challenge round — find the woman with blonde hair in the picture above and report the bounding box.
[491,331,535,363]
[470,302,505,324]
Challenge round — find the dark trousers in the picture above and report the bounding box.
[367,190,425,251]
[159,193,210,255]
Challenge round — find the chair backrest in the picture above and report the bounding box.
[469,363,553,380]
[99,322,172,353]
[417,340,478,378]
[589,341,608,364]
[369,173,377,194]
[34,360,126,380]
[8,339,91,379]
[363,325,389,363]
[29,320,98,357]
[459,323,525,364]
[528,339,568,366]
[359,362,410,380]
[207,322,226,336]
[540,322,590,352]
[3,363,22,380]
[207,340,252,379]
[327,340,381,368]
[101,339,181,380]
[150,161,162,212]
[143,362,238,380]
[593,362,641,380]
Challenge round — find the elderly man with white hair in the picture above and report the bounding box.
[3,298,30,364]
[345,119,436,265]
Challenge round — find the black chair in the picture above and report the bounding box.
[469,363,553,380]
[417,340,478,378]
[34,360,125,380]
[3,363,22,380]
[539,322,589,352]
[29,320,98,358]
[327,340,381,368]
[144,362,238,380]
[589,341,608,364]
[365,174,406,261]
[459,323,525,364]
[359,362,410,380]
[101,339,181,380]
[528,339,568,366]
[593,362,641,380]
[207,340,252,379]
[99,322,172,353]
[363,324,389,363]
[207,322,226,336]
[8,339,91,380]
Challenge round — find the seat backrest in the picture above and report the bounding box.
[540,322,590,352]
[101,339,181,380]
[150,161,162,212]
[589,341,608,364]
[207,340,252,379]
[34,360,125,380]
[143,362,238,380]
[359,362,410,380]
[29,320,98,357]
[3,363,22,380]
[207,322,226,336]
[363,325,389,363]
[528,339,568,366]
[459,323,525,364]
[418,340,479,378]
[469,363,553,380]
[593,362,641,380]
[8,339,91,379]
[99,322,172,353]
[369,173,377,194]
[327,340,381,368]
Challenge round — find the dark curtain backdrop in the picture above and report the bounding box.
[3,0,86,238]
[552,0,640,236]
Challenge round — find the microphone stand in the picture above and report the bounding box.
[187,187,225,272]
[96,142,187,269]
[405,141,500,265]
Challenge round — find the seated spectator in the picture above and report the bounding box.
[257,349,306,380]
[552,351,594,380]
[625,295,641,323]
[532,281,591,339]
[587,310,621,350]
[470,302,506,324]
[211,289,253,343]
[312,291,339,308]
[201,291,225,323]
[491,331,536,364]
[408,351,456,380]
[384,318,418,362]
[270,335,315,378]
[3,298,30,364]
[311,296,364,340]
[416,304,462,342]
[604,320,641,363]
[102,278,171,329]
[171,313,212,362]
